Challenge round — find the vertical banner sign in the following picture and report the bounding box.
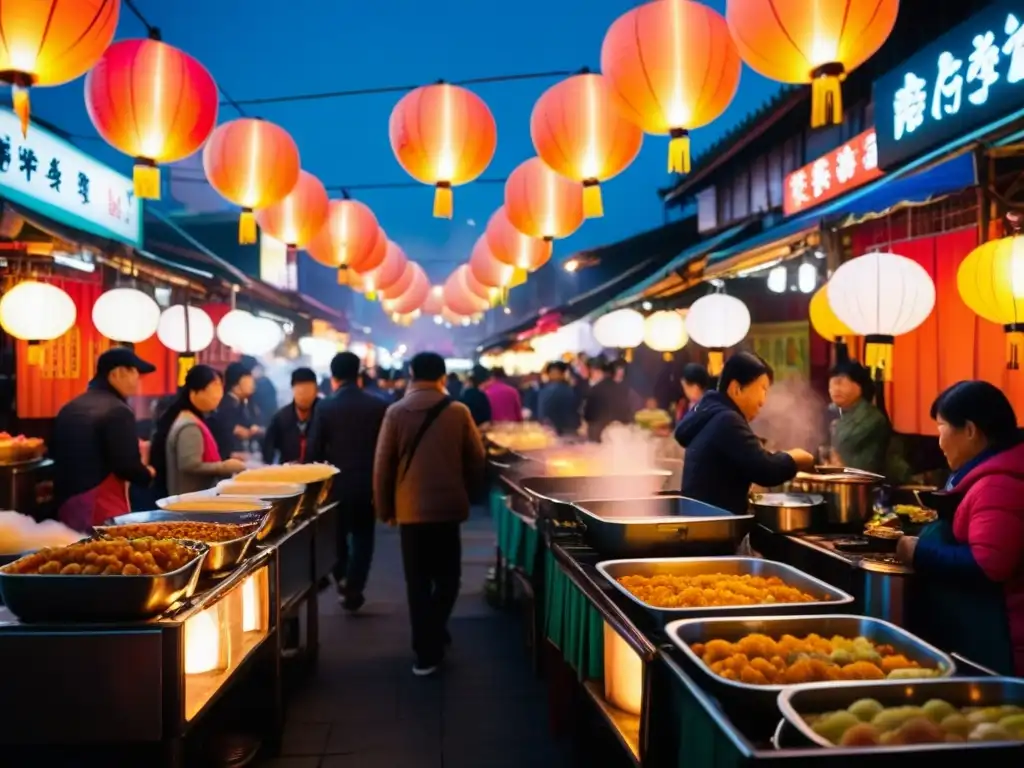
[259,232,290,290]
[783,128,883,215]
[874,2,1024,169]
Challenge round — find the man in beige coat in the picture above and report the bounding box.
[373,352,486,676]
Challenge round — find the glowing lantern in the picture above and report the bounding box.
[593,309,645,358]
[809,284,854,343]
[423,285,445,316]
[726,0,898,128]
[828,251,935,381]
[85,37,219,199]
[486,207,554,273]
[469,236,527,305]
[239,316,284,357]
[0,280,76,364]
[685,293,751,375]
[441,306,469,327]
[390,310,421,327]
[202,118,301,244]
[957,235,1024,369]
[389,82,498,218]
[643,310,689,360]
[0,0,119,137]
[359,238,407,300]
[255,170,329,250]
[504,157,585,241]
[92,287,160,343]
[305,199,381,285]
[531,72,644,218]
[602,0,741,174]
[444,266,489,317]
[157,304,215,384]
[384,263,430,316]
[381,260,416,302]
[216,309,255,350]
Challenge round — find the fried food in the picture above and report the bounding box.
[103,521,247,543]
[894,504,937,524]
[1,537,199,576]
[617,572,824,608]
[691,633,942,685]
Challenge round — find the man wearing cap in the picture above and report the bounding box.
[52,347,157,531]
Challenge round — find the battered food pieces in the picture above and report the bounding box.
[104,521,247,543]
[617,572,824,608]
[689,633,944,685]
[1,537,199,576]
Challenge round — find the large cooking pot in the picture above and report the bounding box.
[786,471,881,529]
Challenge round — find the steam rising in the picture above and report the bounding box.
[751,376,827,454]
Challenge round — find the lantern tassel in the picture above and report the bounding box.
[864,335,895,382]
[668,129,691,174]
[433,182,453,219]
[177,354,197,387]
[238,210,257,244]
[134,160,161,200]
[707,350,725,377]
[582,180,604,218]
[12,87,30,139]
[338,266,350,286]
[624,348,633,363]
[810,63,845,128]
[663,352,673,362]
[1005,326,1024,370]
[26,341,42,366]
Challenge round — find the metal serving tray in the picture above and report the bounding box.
[574,496,753,557]
[666,614,956,716]
[95,510,266,573]
[597,557,853,625]
[779,678,1024,751]
[0,539,208,622]
[214,481,306,534]
[233,464,338,518]
[518,472,672,520]
[157,494,280,539]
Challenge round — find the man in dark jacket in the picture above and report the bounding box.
[675,352,814,514]
[306,352,388,611]
[53,347,156,531]
[583,359,633,442]
[459,365,492,427]
[263,367,320,464]
[211,361,262,459]
[537,361,580,436]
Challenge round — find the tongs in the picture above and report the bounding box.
[811,465,886,481]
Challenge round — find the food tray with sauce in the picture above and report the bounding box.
[778,678,1024,752]
[597,557,853,625]
[95,510,266,573]
[666,614,956,716]
[0,538,208,622]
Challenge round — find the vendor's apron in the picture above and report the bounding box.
[57,474,130,532]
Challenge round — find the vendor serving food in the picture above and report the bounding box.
[675,352,814,514]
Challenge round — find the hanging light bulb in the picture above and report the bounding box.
[766,266,787,293]
[798,263,818,294]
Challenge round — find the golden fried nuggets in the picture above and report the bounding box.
[1,537,199,576]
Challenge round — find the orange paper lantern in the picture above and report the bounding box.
[531,72,644,219]
[442,306,472,327]
[422,285,445,316]
[444,265,490,317]
[85,37,219,199]
[389,82,497,219]
[359,238,408,300]
[469,236,527,306]
[504,157,584,241]
[255,170,329,249]
[602,0,742,174]
[726,0,898,128]
[202,118,301,244]
[1,0,119,137]
[384,263,430,316]
[305,198,381,285]
[381,259,416,302]
[486,206,554,273]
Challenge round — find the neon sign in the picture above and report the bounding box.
[783,129,882,216]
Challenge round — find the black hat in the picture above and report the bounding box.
[96,346,156,376]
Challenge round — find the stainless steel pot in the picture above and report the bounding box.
[786,472,880,528]
[749,492,827,533]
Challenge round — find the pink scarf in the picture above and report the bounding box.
[192,414,223,462]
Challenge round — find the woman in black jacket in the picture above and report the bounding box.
[460,365,493,427]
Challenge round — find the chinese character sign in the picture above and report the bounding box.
[783,129,883,216]
[0,109,142,246]
[874,4,1024,170]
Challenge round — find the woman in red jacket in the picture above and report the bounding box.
[897,380,1024,676]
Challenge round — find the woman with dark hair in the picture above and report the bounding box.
[897,380,1024,676]
[827,360,889,474]
[677,362,710,420]
[151,366,246,497]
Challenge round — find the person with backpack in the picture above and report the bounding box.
[373,352,486,677]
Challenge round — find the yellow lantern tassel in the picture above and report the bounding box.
[662,352,673,362]
[133,160,161,200]
[177,354,197,387]
[624,348,634,363]
[26,341,42,366]
[708,350,724,377]
[810,63,845,128]
[366,289,377,301]
[1005,326,1024,370]
[238,210,257,244]
[433,182,453,219]
[337,266,351,286]
[864,335,894,382]
[582,179,604,218]
[668,128,691,174]
[12,86,30,138]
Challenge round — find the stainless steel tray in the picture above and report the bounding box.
[214,482,306,535]
[666,614,956,716]
[574,496,752,557]
[232,464,338,519]
[0,539,209,622]
[519,473,672,520]
[157,495,281,539]
[779,677,1024,750]
[95,510,265,573]
[750,492,827,533]
[597,557,853,625]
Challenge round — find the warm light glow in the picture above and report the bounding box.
[957,235,1024,368]
[798,262,818,294]
[184,607,222,675]
[92,288,161,343]
[0,281,76,341]
[767,266,787,293]
[216,309,256,349]
[241,575,259,632]
[828,252,935,337]
[593,309,645,349]
[809,284,854,342]
[565,259,580,273]
[685,293,751,349]
[604,622,643,715]
[255,170,330,248]
[157,305,215,353]
[643,311,688,353]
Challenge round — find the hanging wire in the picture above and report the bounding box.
[166,171,508,192]
[123,0,158,36]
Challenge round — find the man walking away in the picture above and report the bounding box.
[459,365,492,427]
[263,367,320,465]
[307,352,388,611]
[374,352,486,676]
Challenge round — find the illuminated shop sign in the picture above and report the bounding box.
[874,2,1024,169]
[783,128,882,215]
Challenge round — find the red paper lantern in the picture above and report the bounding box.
[381,259,416,301]
[1,0,119,137]
[444,265,489,317]
[384,263,430,316]
[531,72,644,218]
[486,206,554,273]
[256,170,329,248]
[85,37,218,199]
[422,285,445,316]
[389,82,497,218]
[360,238,408,300]
[202,118,301,243]
[504,157,585,241]
[305,199,381,285]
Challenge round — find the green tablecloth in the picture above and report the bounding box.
[491,489,540,576]
[543,548,604,681]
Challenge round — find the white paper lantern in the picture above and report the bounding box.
[0,280,77,343]
[157,305,215,353]
[643,311,688,357]
[593,309,645,350]
[685,293,750,374]
[827,251,935,380]
[92,288,160,343]
[237,316,284,356]
[216,309,256,350]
